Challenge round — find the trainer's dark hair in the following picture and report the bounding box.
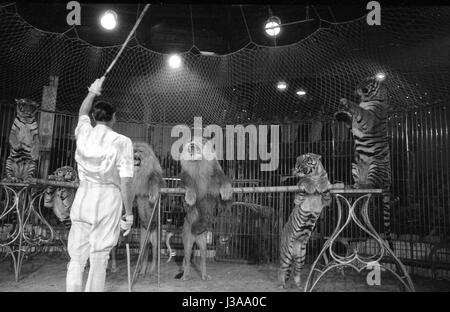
[92,100,115,122]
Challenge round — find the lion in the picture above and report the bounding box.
[110,141,165,277]
[177,139,233,281]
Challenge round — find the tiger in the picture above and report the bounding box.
[334,75,393,249]
[3,98,40,182]
[279,153,332,289]
[43,166,78,223]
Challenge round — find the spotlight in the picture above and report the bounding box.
[296,89,306,96]
[168,54,182,69]
[265,16,281,37]
[375,72,386,81]
[100,10,118,30]
[277,81,287,91]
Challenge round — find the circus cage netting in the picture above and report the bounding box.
[0,4,449,292]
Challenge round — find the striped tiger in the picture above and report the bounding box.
[43,166,78,223]
[335,75,393,249]
[279,153,332,289]
[4,98,40,182]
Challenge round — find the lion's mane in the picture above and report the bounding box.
[132,142,164,202]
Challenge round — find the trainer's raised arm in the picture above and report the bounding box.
[79,76,105,116]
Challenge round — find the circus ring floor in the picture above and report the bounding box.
[0,255,449,292]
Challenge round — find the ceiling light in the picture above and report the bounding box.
[277,81,287,90]
[265,16,281,37]
[168,54,182,69]
[296,89,306,96]
[100,10,118,30]
[375,72,386,81]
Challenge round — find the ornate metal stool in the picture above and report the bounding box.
[304,188,415,292]
[0,181,57,282]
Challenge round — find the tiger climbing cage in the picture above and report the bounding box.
[0,4,449,281]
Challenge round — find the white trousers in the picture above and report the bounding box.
[66,181,122,292]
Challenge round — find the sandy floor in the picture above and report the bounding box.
[0,255,449,292]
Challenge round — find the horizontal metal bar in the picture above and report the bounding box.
[0,179,80,188]
[1,179,383,194]
[161,186,383,194]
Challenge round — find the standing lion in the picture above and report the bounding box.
[178,139,233,281]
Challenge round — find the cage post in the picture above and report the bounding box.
[38,76,58,179]
[157,194,161,287]
[404,110,416,273]
[278,191,284,259]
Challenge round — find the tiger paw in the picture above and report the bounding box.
[294,275,302,289]
[294,194,305,205]
[321,192,332,206]
[354,183,372,189]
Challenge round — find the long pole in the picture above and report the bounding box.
[126,243,131,292]
[103,4,151,77]
[131,197,159,287]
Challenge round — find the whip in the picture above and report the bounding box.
[103,3,151,78]
[126,243,131,292]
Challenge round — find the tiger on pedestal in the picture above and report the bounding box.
[334,75,393,249]
[279,153,332,289]
[3,98,40,183]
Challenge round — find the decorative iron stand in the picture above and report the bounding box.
[0,181,56,282]
[304,188,415,292]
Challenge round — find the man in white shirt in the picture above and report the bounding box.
[66,77,134,292]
